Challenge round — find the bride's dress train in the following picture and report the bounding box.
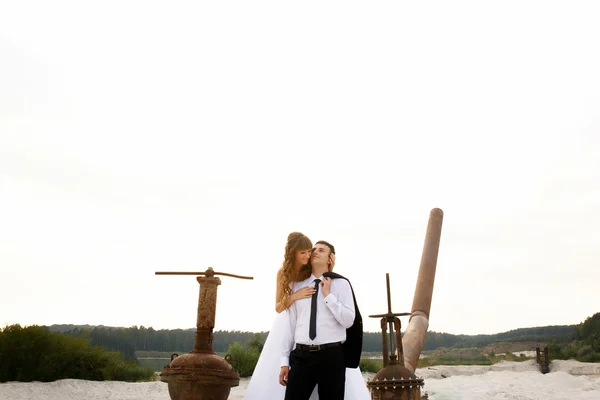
[243,311,370,400]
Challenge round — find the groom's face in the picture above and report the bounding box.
[311,244,331,267]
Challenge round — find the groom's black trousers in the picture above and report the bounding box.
[284,343,346,400]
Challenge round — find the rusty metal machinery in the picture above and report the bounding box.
[367,208,443,400]
[155,267,253,400]
[403,208,443,373]
[367,274,425,400]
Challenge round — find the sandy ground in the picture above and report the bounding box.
[1,360,599,399]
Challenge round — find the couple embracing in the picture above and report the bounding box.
[244,232,369,400]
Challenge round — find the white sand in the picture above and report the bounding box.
[1,360,599,399]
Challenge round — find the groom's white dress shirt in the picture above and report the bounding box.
[281,273,355,367]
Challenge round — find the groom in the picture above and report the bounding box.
[279,241,362,400]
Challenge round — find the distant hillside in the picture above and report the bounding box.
[46,323,578,357]
[49,324,108,333]
[422,325,577,350]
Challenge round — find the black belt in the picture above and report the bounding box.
[297,342,341,352]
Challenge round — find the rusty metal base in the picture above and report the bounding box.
[160,352,239,400]
[367,364,425,400]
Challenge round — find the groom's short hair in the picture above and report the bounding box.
[314,240,335,255]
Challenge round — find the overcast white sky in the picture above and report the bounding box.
[1,1,599,336]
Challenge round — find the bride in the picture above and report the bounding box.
[243,232,370,400]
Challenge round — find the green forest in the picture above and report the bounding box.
[547,313,600,362]
[2,312,598,381]
[0,325,155,383]
[47,322,578,357]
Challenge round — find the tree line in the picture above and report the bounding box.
[548,312,600,362]
[49,323,578,358]
[0,325,155,383]
[423,324,576,350]
[2,318,593,382]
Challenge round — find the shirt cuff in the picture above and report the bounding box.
[324,292,338,305]
[281,357,290,367]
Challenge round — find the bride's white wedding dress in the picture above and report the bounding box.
[243,311,370,400]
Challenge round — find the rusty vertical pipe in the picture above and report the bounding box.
[157,268,242,400]
[193,275,221,352]
[411,208,443,317]
[403,208,443,372]
[380,319,389,367]
[385,274,396,361]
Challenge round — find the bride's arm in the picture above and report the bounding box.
[275,269,315,313]
[275,269,289,313]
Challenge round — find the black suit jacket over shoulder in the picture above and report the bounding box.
[323,271,363,368]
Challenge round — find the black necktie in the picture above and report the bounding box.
[309,279,321,340]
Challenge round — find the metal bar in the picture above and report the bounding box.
[369,312,411,318]
[155,271,253,280]
[393,318,404,366]
[214,272,254,280]
[156,272,207,275]
[386,273,392,314]
[388,320,395,360]
[380,318,389,367]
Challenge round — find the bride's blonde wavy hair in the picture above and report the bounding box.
[278,232,313,308]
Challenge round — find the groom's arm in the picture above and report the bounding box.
[279,302,296,386]
[281,302,296,368]
[322,278,355,328]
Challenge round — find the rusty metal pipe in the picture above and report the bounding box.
[157,268,247,400]
[403,208,443,372]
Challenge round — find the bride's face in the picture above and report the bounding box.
[295,249,311,267]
